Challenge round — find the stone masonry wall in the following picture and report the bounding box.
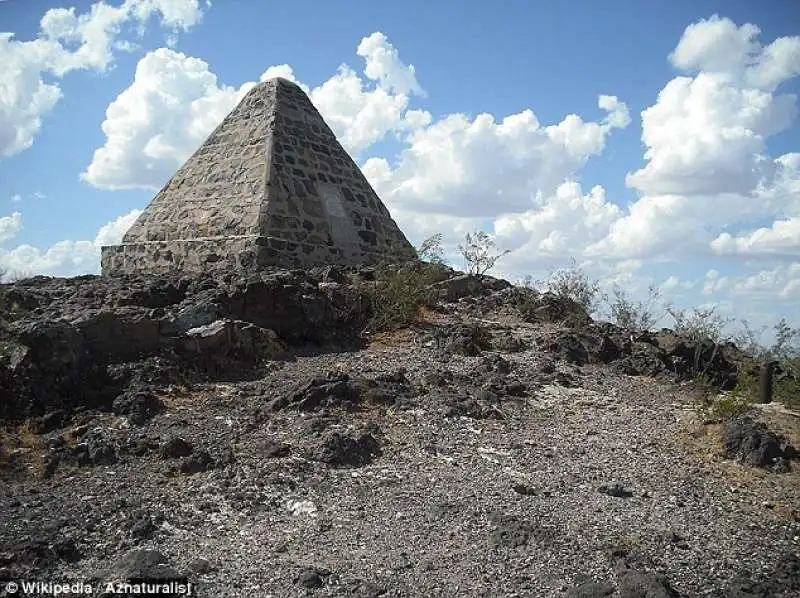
[121,86,274,243]
[100,235,413,276]
[104,78,416,277]
[259,80,415,260]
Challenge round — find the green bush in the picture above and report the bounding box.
[543,257,601,315]
[695,371,754,419]
[666,305,732,344]
[366,262,442,332]
[774,367,800,410]
[605,283,663,333]
[731,318,799,410]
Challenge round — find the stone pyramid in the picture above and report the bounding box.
[101,77,417,276]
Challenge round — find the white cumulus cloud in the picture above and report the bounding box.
[589,16,800,260]
[0,209,141,278]
[670,14,800,91]
[356,31,425,96]
[95,208,143,246]
[84,31,427,189]
[0,212,22,243]
[82,48,254,189]
[363,95,629,219]
[711,218,800,257]
[0,0,204,157]
[493,182,622,259]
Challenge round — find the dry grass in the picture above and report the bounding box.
[415,306,449,325]
[366,328,417,351]
[0,420,48,475]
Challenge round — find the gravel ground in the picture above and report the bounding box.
[2,319,799,597]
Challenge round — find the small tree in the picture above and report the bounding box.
[458,230,510,276]
[544,258,601,314]
[770,319,800,409]
[416,233,447,265]
[731,319,769,359]
[770,318,800,361]
[606,283,663,332]
[666,305,732,344]
[515,274,541,289]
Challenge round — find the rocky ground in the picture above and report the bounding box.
[1,266,798,597]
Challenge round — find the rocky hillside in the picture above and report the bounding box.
[1,266,798,597]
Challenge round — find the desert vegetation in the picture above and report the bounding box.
[405,233,799,412]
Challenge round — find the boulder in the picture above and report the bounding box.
[427,274,485,302]
[112,390,164,425]
[72,309,163,363]
[183,318,288,363]
[311,430,382,467]
[441,323,492,356]
[273,371,413,412]
[14,319,88,374]
[103,549,184,583]
[723,416,795,472]
[548,333,590,365]
[173,299,224,333]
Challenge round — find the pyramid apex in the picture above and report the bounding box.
[260,76,302,87]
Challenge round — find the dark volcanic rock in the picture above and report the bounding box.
[112,390,165,425]
[225,272,368,346]
[103,550,185,592]
[723,416,794,472]
[311,431,381,467]
[159,437,194,459]
[29,409,69,433]
[129,517,158,541]
[177,449,216,475]
[443,392,503,419]
[73,428,117,466]
[181,318,289,369]
[107,357,186,395]
[515,290,591,326]
[262,441,291,458]
[173,299,223,333]
[426,274,486,302]
[441,323,492,356]
[72,308,163,364]
[296,567,326,589]
[598,483,634,498]
[279,374,360,411]
[1,536,82,576]
[615,343,669,378]
[492,334,529,352]
[275,370,413,412]
[549,333,590,365]
[0,270,376,421]
[565,580,616,598]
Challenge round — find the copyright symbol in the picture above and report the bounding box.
[4,581,18,594]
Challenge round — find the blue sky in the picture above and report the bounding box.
[1,0,799,340]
